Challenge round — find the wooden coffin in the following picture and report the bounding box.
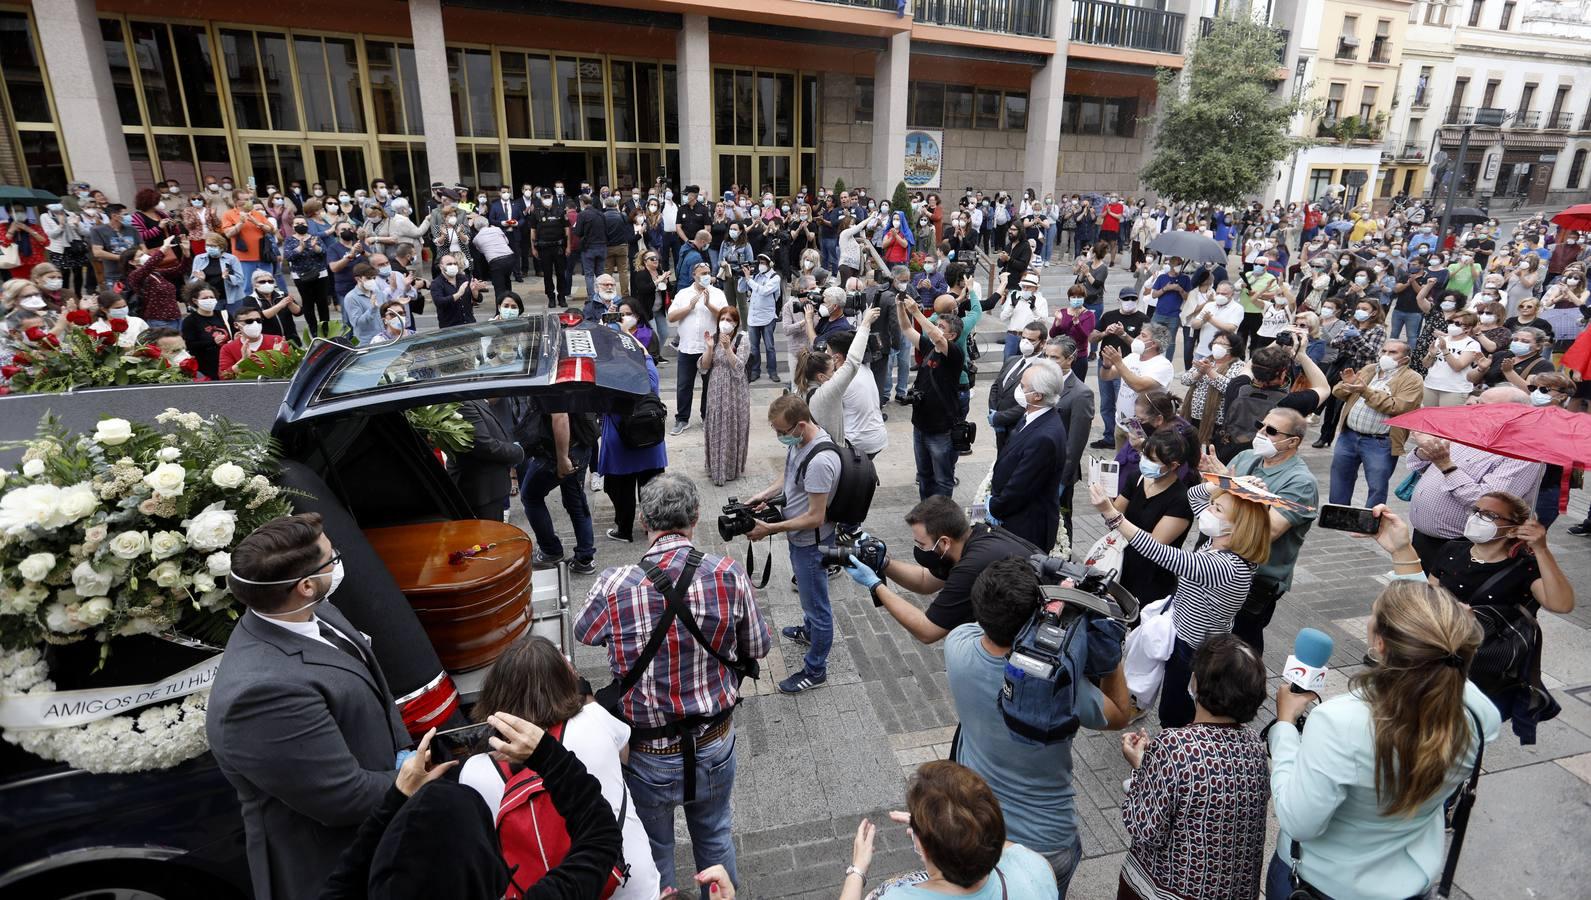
[362,519,534,672]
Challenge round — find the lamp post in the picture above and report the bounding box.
[1282,56,1310,205]
[1438,107,1509,243]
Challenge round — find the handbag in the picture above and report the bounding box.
[0,242,19,269]
[1393,468,1421,502]
[1464,560,1536,698]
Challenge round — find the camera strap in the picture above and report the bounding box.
[744,538,773,589]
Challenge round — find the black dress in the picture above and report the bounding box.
[1119,477,1193,607]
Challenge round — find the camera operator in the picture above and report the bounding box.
[844,496,1042,644]
[900,296,965,499]
[806,284,855,349]
[947,559,1130,892]
[744,393,843,695]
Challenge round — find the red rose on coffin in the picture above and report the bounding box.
[23,326,45,342]
[0,365,20,379]
[0,387,10,395]
[140,344,162,359]
[94,331,116,349]
[10,352,29,365]
[65,309,93,326]
[43,334,60,347]
[108,319,129,333]
[179,357,199,375]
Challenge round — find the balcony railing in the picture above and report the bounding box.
[1511,109,1541,128]
[1444,106,1508,126]
[913,0,1056,37]
[1198,17,1290,63]
[1072,0,1184,54]
[1398,141,1425,160]
[1545,112,1575,130]
[1444,105,1472,125]
[812,0,899,9]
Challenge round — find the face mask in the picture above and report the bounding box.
[1019,338,1036,357]
[1122,301,1139,313]
[1479,314,1496,325]
[1018,290,1033,301]
[1530,389,1554,407]
[718,320,735,335]
[1210,344,1230,360]
[758,263,771,274]
[443,264,459,278]
[374,264,393,278]
[107,307,130,319]
[1439,300,1457,312]
[221,182,233,190]
[728,228,740,239]
[913,541,954,580]
[20,295,45,311]
[1463,513,1502,544]
[386,315,408,331]
[618,314,637,330]
[197,297,218,313]
[1130,339,1146,356]
[818,303,832,318]
[1509,340,1532,357]
[1197,508,1231,538]
[41,277,62,291]
[445,216,458,227]
[697,274,712,288]
[1251,434,1280,459]
[1445,324,1464,338]
[1354,275,1368,286]
[1353,309,1371,322]
[499,307,520,320]
[1378,354,1399,372]
[121,214,135,226]
[777,432,802,448]
[1214,294,1232,306]
[1139,459,1166,480]
[1272,296,1288,306]
[293,224,308,235]
[240,322,263,339]
[1069,297,1084,309]
[1320,306,1336,319]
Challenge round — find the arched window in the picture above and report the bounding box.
[1569,149,1588,190]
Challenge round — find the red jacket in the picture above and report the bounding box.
[218,333,286,378]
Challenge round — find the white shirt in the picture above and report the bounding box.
[88,316,149,347]
[1116,352,1174,425]
[1194,298,1245,357]
[1424,335,1480,393]
[472,224,513,261]
[460,704,661,900]
[999,289,1049,334]
[672,283,728,355]
[248,609,353,649]
[842,368,888,456]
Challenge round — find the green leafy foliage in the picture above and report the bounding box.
[2,323,191,394]
[891,180,911,214]
[833,177,847,197]
[1141,17,1316,206]
[231,344,305,380]
[404,403,475,455]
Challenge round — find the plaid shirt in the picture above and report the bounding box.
[575,534,770,747]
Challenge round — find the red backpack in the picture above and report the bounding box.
[493,723,628,898]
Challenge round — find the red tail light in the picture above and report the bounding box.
[555,357,595,383]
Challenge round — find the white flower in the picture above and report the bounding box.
[18,552,55,582]
[156,446,182,462]
[93,418,134,446]
[115,616,163,637]
[205,551,231,576]
[0,583,48,615]
[82,523,109,548]
[22,459,44,478]
[57,483,98,523]
[183,503,236,551]
[107,530,150,560]
[209,463,247,489]
[45,602,88,633]
[148,530,186,560]
[142,463,187,498]
[0,469,7,488]
[76,596,113,626]
[192,571,216,594]
[149,561,184,589]
[71,560,115,597]
[0,484,69,535]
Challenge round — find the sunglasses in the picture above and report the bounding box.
[1255,421,1302,440]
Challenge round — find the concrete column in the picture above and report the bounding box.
[869,30,909,196]
[32,0,134,199]
[1023,0,1074,198]
[676,15,714,192]
[409,0,460,187]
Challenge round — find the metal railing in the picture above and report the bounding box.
[913,0,1056,37]
[1445,106,1474,125]
[1399,141,1425,159]
[811,0,899,9]
[1073,0,1185,53]
[1544,112,1574,130]
[1510,109,1541,128]
[1198,17,1289,63]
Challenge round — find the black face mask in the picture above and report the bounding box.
[293,224,308,235]
[913,541,953,580]
[340,231,356,241]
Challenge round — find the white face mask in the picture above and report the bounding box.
[1130,339,1146,356]
[248,559,346,618]
[240,322,264,339]
[718,320,735,334]
[1462,513,1502,545]
[697,274,712,288]
[387,315,407,330]
[1251,434,1280,459]
[1446,324,1464,338]
[1197,508,1231,538]
[1378,354,1399,372]
[1210,344,1229,360]
[1479,314,1496,325]
[621,314,638,330]
[445,215,458,227]
[802,259,814,270]
[923,261,936,273]
[758,263,770,274]
[197,296,218,313]
[255,281,275,294]
[1530,389,1554,407]
[1320,306,1336,319]
[443,264,460,278]
[818,303,832,318]
[1019,338,1036,357]
[1122,301,1138,313]
[20,295,46,311]
[1440,300,1457,312]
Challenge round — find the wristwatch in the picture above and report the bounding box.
[845,865,867,883]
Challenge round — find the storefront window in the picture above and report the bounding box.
[912,83,946,128]
[557,58,581,141]
[802,76,816,150]
[974,90,1001,129]
[130,21,185,128]
[1004,92,1028,130]
[368,41,421,136]
[610,61,635,143]
[637,62,661,143]
[464,49,496,138]
[663,65,679,144]
[259,33,300,132]
[0,11,51,123]
[173,25,223,129]
[945,86,975,128]
[734,71,755,146]
[528,55,555,140]
[19,131,66,193]
[100,19,142,127]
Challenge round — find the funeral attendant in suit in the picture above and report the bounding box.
[455,396,525,520]
[1043,335,1097,542]
[987,358,1071,552]
[207,513,410,900]
[988,320,1049,453]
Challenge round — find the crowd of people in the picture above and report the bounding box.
[10,171,1591,900]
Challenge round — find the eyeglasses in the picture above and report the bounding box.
[1255,421,1302,440]
[1467,506,1519,526]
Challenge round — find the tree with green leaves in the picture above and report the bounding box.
[1141,17,1313,206]
[891,181,911,214]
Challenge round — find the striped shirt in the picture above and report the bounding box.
[575,534,771,748]
[1126,487,1254,647]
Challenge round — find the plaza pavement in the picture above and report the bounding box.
[428,243,1591,899]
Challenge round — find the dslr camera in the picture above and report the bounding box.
[900,389,925,406]
[718,494,785,541]
[842,289,872,316]
[819,530,889,585]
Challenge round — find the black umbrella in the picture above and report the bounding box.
[1443,206,1488,225]
[0,184,59,205]
[1146,230,1228,266]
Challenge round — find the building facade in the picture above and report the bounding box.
[0,0,1203,204]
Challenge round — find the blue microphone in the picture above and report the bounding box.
[1284,628,1334,695]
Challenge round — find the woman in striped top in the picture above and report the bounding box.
[1089,480,1270,727]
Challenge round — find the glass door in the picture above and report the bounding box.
[312,145,369,196]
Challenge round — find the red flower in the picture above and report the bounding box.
[179,357,199,375]
[65,309,93,326]
[0,386,10,395]
[43,334,59,347]
[0,365,20,379]
[94,331,116,347]
[140,343,162,359]
[10,352,29,365]
[23,326,45,342]
[108,318,129,333]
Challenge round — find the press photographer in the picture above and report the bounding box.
[899,296,966,499]
[839,496,1041,645]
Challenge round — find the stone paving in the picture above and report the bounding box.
[440,247,1591,899]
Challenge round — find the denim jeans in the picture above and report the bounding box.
[625,731,739,898]
[890,333,911,399]
[1098,370,1119,444]
[1329,428,1394,508]
[914,429,957,499]
[1264,851,1347,899]
[1151,313,1180,360]
[675,351,705,424]
[789,540,834,675]
[747,323,778,378]
[1389,308,1424,343]
[1044,223,1057,261]
[580,244,606,300]
[820,236,839,272]
[517,448,595,562]
[1037,837,1083,898]
[1003,332,1023,358]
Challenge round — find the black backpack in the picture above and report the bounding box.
[795,439,877,526]
[617,394,668,449]
[1218,380,1287,448]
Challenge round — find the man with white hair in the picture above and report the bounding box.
[1406,384,1546,572]
[986,358,1071,550]
[1099,321,1175,443]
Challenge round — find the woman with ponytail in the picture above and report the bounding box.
[1266,509,1500,899]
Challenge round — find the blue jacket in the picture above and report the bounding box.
[190,251,247,306]
[597,356,668,476]
[988,407,1068,551]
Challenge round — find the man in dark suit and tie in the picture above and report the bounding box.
[989,320,1048,454]
[988,358,1070,552]
[207,513,410,900]
[456,396,525,520]
[1042,335,1096,542]
[486,184,527,280]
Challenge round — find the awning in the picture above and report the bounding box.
[1501,131,1568,151]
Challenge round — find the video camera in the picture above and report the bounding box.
[718,495,785,541]
[1026,555,1140,623]
[790,288,823,316]
[841,289,873,316]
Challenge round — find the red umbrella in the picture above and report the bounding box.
[1386,404,1591,512]
[1551,203,1591,231]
